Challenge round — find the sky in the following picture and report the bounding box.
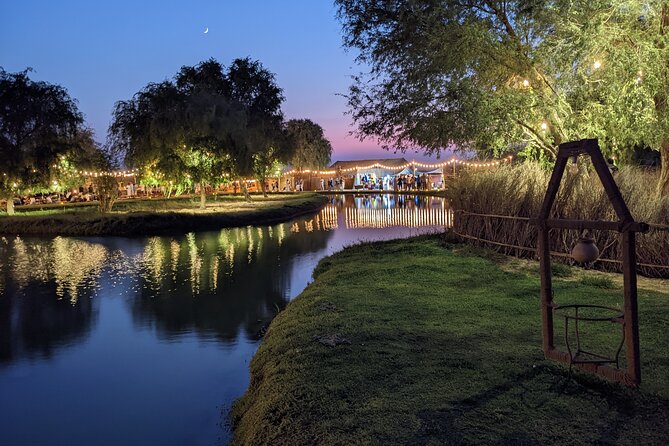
[0,0,443,162]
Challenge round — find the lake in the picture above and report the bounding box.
[0,193,450,445]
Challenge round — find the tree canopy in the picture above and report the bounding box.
[286,119,333,171]
[0,68,97,213]
[336,0,669,195]
[109,57,285,205]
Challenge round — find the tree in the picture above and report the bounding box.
[109,58,285,205]
[336,0,669,195]
[225,58,285,199]
[94,174,119,213]
[0,68,86,214]
[52,127,107,194]
[285,119,332,171]
[551,0,669,196]
[252,146,282,197]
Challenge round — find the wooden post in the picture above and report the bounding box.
[622,231,642,385]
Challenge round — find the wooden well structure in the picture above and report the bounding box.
[533,139,649,387]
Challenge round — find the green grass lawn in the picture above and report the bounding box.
[231,235,669,445]
[0,193,327,236]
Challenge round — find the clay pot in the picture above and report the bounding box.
[571,237,600,263]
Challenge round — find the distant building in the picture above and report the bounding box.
[330,158,410,190]
[283,157,453,191]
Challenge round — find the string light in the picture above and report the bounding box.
[593,60,602,70]
[283,155,513,176]
[53,165,140,177]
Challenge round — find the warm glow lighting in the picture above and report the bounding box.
[522,79,530,87]
[593,60,602,70]
[540,122,548,131]
[283,156,511,177]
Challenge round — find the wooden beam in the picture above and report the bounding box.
[533,219,650,233]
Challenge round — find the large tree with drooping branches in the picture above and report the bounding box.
[109,57,285,205]
[336,0,669,196]
[0,68,95,214]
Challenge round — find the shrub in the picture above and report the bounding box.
[446,163,669,278]
[94,176,119,214]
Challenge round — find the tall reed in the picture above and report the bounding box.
[446,163,669,277]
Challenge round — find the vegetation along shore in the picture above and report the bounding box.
[0,193,327,237]
[231,235,669,445]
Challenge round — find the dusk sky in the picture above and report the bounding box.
[0,0,443,162]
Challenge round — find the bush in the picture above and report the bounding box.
[446,163,669,278]
[94,176,119,214]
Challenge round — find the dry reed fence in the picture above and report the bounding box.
[446,163,669,278]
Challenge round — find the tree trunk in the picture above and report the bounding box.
[6,198,14,216]
[199,183,206,209]
[241,180,251,202]
[658,140,669,197]
[261,178,268,197]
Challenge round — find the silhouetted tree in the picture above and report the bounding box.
[286,119,332,170]
[0,68,88,214]
[109,58,285,205]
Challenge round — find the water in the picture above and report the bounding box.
[0,194,450,445]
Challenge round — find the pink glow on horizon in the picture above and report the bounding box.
[322,120,453,163]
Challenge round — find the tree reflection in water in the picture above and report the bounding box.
[0,194,448,364]
[128,223,332,343]
[0,237,105,362]
[0,218,334,363]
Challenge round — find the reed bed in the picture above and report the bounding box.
[446,163,669,278]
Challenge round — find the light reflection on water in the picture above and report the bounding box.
[0,194,449,446]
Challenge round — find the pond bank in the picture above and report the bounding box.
[0,193,328,236]
[231,235,669,445]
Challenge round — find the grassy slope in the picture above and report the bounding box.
[231,236,669,445]
[0,193,327,236]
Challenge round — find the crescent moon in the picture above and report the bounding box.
[204,27,209,34]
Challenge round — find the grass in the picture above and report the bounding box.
[0,193,327,236]
[231,235,669,445]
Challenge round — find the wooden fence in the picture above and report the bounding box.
[452,210,669,278]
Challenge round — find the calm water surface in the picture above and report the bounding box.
[0,194,450,446]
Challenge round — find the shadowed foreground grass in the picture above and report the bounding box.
[231,235,669,445]
[0,193,327,236]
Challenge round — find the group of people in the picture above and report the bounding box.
[353,173,435,191]
[395,174,433,191]
[12,186,98,207]
[276,178,304,192]
[319,177,344,191]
